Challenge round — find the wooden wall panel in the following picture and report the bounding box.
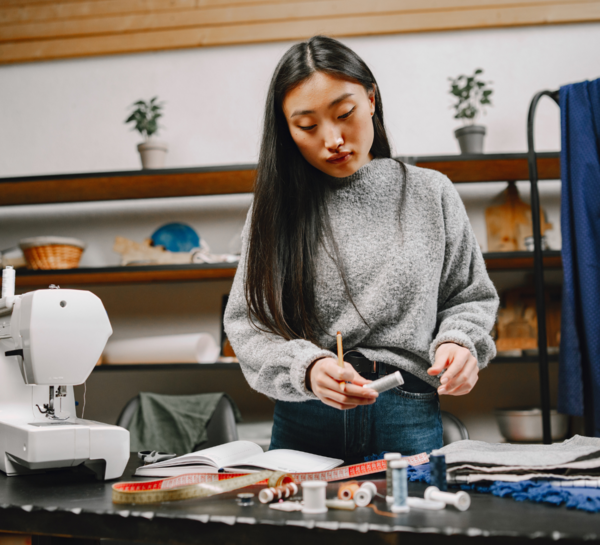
[1,0,599,64]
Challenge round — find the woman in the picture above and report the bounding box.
[224,36,498,462]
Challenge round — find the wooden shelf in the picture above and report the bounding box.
[483,251,562,271]
[1,152,560,207]
[91,355,556,372]
[1,251,562,289]
[7,263,238,288]
[94,362,241,372]
[412,152,560,183]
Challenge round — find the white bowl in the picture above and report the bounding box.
[494,407,568,442]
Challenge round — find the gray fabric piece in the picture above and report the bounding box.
[224,158,499,401]
[127,392,242,455]
[437,435,600,468]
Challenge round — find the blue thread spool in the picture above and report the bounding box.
[389,459,410,513]
[430,451,447,492]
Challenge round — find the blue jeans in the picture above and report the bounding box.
[270,372,443,464]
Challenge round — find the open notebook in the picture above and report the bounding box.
[135,440,343,477]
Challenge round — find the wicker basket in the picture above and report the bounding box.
[19,237,86,270]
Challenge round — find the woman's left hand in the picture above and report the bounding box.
[427,342,479,396]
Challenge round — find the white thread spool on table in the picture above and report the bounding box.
[354,482,377,507]
[301,481,328,514]
[384,453,401,503]
[425,486,471,511]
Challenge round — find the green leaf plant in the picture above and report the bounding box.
[125,96,164,140]
[448,69,493,125]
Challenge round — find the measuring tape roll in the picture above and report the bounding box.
[112,453,428,505]
[113,470,289,505]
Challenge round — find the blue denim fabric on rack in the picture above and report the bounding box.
[558,78,600,436]
[269,371,443,464]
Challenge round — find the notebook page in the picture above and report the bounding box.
[227,449,343,473]
[140,441,263,469]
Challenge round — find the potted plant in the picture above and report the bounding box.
[449,69,493,154]
[125,96,167,169]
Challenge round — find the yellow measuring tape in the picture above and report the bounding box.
[112,470,291,505]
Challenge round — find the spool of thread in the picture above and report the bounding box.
[338,481,360,500]
[2,266,15,299]
[384,452,401,503]
[430,451,448,492]
[425,486,471,511]
[407,496,446,510]
[325,499,356,510]
[259,482,298,504]
[236,493,255,506]
[363,371,404,393]
[354,481,377,507]
[301,481,328,514]
[390,459,410,513]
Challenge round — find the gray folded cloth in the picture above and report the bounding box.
[437,435,600,469]
[127,392,242,455]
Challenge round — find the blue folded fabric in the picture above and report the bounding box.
[393,459,600,513]
[462,481,600,513]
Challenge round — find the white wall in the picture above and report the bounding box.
[1,23,598,426]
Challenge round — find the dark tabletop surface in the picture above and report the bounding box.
[0,455,598,544]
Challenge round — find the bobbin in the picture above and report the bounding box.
[301,481,328,514]
[384,452,401,503]
[354,481,377,507]
[407,496,445,510]
[425,486,471,511]
[363,371,404,393]
[390,459,410,514]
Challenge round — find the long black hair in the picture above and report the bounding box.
[245,35,400,344]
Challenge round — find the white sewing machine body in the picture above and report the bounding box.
[0,283,129,480]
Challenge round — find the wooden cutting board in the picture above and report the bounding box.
[485,181,552,252]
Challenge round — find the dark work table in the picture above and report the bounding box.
[0,455,598,545]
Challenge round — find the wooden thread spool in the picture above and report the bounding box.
[338,481,360,500]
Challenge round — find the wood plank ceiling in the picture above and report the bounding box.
[1,0,599,64]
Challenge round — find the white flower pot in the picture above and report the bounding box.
[137,139,168,169]
[454,125,486,154]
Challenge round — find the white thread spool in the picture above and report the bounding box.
[384,452,401,503]
[363,371,404,393]
[301,481,328,514]
[354,481,377,507]
[259,482,298,504]
[407,496,446,510]
[2,266,15,299]
[390,459,410,513]
[425,486,471,511]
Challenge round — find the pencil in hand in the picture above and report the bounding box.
[336,331,346,392]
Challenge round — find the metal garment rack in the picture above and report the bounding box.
[526,89,561,444]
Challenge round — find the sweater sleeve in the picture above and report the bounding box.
[429,177,499,368]
[223,207,336,401]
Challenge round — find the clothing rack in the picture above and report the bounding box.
[526,89,592,443]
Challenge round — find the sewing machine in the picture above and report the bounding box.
[0,268,129,480]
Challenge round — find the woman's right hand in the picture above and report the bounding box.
[307,357,379,410]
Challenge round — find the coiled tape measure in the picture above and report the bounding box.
[112,453,429,505]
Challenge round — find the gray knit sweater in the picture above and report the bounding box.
[224,158,499,402]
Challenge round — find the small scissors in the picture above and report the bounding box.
[137,450,177,465]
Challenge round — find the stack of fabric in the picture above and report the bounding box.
[437,435,600,484]
[430,435,600,513]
